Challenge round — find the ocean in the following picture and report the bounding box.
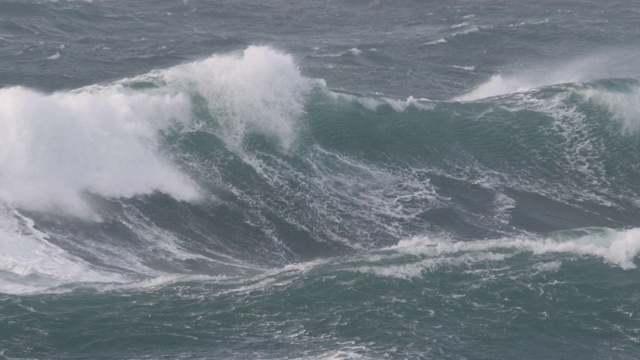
[1,0,640,359]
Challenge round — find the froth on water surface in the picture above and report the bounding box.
[1,1,640,359]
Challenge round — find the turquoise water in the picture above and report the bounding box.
[1,1,640,359]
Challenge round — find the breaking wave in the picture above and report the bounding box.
[1,46,639,294]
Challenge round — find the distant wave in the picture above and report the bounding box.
[454,51,640,101]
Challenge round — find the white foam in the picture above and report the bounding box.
[453,85,624,208]
[0,46,316,218]
[457,49,640,101]
[348,47,363,56]
[355,252,508,280]
[0,85,200,218]
[451,65,475,71]
[455,54,613,101]
[532,260,562,273]
[383,96,434,112]
[580,85,640,133]
[46,52,60,60]
[393,227,640,271]
[303,148,442,243]
[492,192,516,226]
[296,348,370,360]
[508,18,550,28]
[0,207,127,294]
[0,46,328,292]
[453,25,479,36]
[94,274,226,293]
[353,228,640,281]
[160,46,315,152]
[455,74,532,101]
[119,205,262,272]
[326,91,433,112]
[425,38,447,45]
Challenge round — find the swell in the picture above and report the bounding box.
[3,227,639,359]
[315,79,640,222]
[1,47,640,294]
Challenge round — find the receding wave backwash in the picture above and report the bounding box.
[1,1,640,359]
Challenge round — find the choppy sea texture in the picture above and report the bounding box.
[1,1,640,359]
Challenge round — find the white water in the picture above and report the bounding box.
[580,84,640,133]
[0,85,199,219]
[0,206,127,294]
[455,51,640,101]
[0,46,315,219]
[0,46,321,293]
[160,45,315,152]
[359,227,640,280]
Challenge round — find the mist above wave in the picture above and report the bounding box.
[455,50,640,101]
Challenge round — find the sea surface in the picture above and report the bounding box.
[1,1,640,359]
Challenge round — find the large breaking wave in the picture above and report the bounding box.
[1,46,639,294]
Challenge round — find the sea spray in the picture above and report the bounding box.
[0,86,199,218]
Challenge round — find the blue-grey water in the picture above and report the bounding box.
[1,1,640,359]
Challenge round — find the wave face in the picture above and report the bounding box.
[4,47,638,294]
[2,1,640,359]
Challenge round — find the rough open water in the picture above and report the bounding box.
[1,0,640,359]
